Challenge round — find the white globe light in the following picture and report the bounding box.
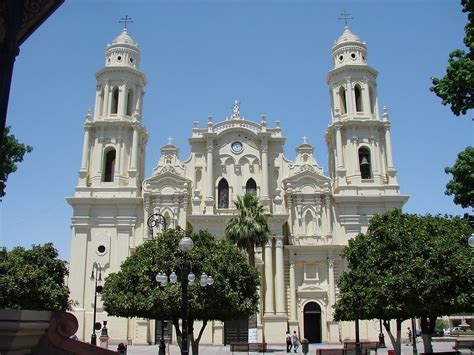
[200,273,208,287]
[178,236,194,253]
[188,272,195,283]
[189,280,195,286]
[155,272,162,282]
[207,276,214,286]
[170,271,178,283]
[468,234,474,248]
[161,277,168,286]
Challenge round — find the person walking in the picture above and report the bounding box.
[292,331,300,353]
[286,331,293,353]
[406,327,412,346]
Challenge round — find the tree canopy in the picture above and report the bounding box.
[0,126,33,199]
[102,228,259,353]
[0,243,70,311]
[445,146,474,208]
[334,210,473,354]
[225,192,270,267]
[430,0,474,116]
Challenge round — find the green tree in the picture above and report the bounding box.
[0,243,70,311]
[430,0,474,116]
[445,146,474,208]
[102,228,259,355]
[334,210,473,355]
[225,192,270,267]
[0,126,33,199]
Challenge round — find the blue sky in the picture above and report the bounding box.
[1,0,472,261]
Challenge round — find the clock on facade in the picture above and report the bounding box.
[231,141,243,153]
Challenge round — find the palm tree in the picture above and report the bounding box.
[225,192,270,267]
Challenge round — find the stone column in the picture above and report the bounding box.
[103,82,110,116]
[94,85,102,119]
[261,138,269,202]
[335,126,343,168]
[205,138,214,214]
[118,84,125,116]
[130,123,139,171]
[384,126,394,169]
[289,260,297,321]
[346,80,354,114]
[327,259,336,318]
[264,237,274,315]
[80,125,91,171]
[114,136,122,178]
[274,236,286,315]
[362,82,371,115]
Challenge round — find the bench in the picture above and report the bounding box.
[316,349,344,355]
[230,342,267,352]
[453,339,474,350]
[343,341,379,354]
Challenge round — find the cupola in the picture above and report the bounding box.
[105,28,141,69]
[331,26,367,68]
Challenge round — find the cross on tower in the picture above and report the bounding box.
[119,15,133,29]
[338,11,353,26]
[303,136,308,144]
[168,136,173,145]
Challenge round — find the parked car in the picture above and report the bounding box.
[446,327,462,335]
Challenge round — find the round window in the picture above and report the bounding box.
[338,55,344,62]
[351,53,356,59]
[97,245,106,255]
[129,57,134,63]
[117,55,122,62]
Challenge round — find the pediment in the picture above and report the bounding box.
[282,169,330,194]
[143,171,192,194]
[297,283,328,297]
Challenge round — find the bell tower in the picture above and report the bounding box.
[325,26,400,195]
[68,26,148,342]
[77,27,147,194]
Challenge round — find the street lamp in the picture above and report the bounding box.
[468,233,474,248]
[147,212,167,355]
[90,262,102,345]
[156,235,214,355]
[378,319,386,348]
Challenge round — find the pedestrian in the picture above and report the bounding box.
[286,331,292,353]
[406,327,412,345]
[292,331,300,353]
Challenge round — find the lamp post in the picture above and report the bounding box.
[147,213,167,355]
[156,235,214,355]
[378,319,386,348]
[90,262,102,345]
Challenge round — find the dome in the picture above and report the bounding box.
[111,28,138,47]
[334,25,362,45]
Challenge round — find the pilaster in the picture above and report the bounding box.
[264,237,274,315]
[274,236,286,316]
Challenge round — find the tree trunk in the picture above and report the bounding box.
[190,319,208,355]
[420,316,436,353]
[172,318,183,352]
[383,319,403,355]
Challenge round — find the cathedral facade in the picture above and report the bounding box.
[68,25,408,345]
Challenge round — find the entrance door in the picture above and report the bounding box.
[224,318,248,345]
[304,302,322,343]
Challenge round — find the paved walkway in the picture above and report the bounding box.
[127,340,459,355]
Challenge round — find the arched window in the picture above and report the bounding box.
[111,87,119,114]
[369,86,375,114]
[103,149,116,182]
[126,89,134,116]
[339,86,347,114]
[218,179,229,208]
[358,147,371,179]
[355,84,363,112]
[246,178,257,195]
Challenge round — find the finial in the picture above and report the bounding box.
[383,106,389,121]
[208,115,213,123]
[119,15,133,30]
[231,100,240,120]
[303,136,307,144]
[338,11,353,26]
[168,136,173,145]
[86,107,92,121]
[193,120,199,128]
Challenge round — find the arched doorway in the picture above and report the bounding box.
[304,302,322,343]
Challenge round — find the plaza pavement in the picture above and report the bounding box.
[127,339,460,355]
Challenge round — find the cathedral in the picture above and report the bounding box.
[67,24,408,345]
